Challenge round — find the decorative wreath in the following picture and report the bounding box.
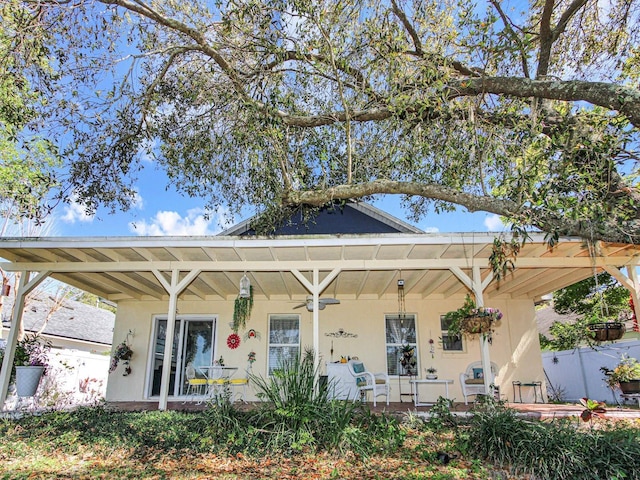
[227,333,241,349]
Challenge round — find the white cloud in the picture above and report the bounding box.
[131,191,144,210]
[484,214,506,231]
[61,198,95,224]
[129,207,233,236]
[423,226,440,233]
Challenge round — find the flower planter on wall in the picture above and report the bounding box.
[15,365,44,397]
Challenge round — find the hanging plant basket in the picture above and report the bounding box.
[460,315,494,335]
[588,322,626,342]
[232,286,254,333]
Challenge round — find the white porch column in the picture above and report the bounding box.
[603,265,640,326]
[290,268,341,373]
[0,270,51,410]
[153,268,201,411]
[471,267,493,395]
[451,265,495,396]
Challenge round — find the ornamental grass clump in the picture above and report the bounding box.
[460,399,640,480]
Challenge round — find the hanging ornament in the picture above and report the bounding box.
[227,333,241,349]
[243,329,261,341]
[429,338,435,358]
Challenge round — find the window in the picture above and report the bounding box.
[385,314,417,376]
[440,314,463,351]
[268,314,300,375]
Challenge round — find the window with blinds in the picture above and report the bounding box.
[268,314,300,375]
[385,314,417,376]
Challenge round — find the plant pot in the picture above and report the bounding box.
[461,315,492,335]
[426,374,438,380]
[619,380,640,394]
[588,322,626,342]
[15,365,44,397]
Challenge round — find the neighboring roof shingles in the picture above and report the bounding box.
[1,296,114,345]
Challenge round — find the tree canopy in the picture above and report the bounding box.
[7,0,640,241]
[0,0,60,225]
[540,272,632,350]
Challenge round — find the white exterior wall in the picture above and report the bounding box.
[106,295,544,404]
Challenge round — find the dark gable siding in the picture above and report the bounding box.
[240,205,408,235]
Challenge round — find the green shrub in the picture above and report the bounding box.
[248,348,404,457]
[462,402,640,480]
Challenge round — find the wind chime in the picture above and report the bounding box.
[397,277,405,327]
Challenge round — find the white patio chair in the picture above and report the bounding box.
[226,364,251,403]
[459,361,498,405]
[184,362,207,403]
[347,360,390,407]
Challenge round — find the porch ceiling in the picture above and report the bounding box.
[0,233,638,303]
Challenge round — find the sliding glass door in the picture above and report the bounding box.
[149,316,216,397]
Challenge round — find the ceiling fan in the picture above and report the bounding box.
[293,295,340,312]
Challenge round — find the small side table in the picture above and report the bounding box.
[512,381,544,403]
[410,379,454,407]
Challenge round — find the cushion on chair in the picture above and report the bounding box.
[472,368,484,379]
[374,379,386,384]
[352,362,367,386]
[465,378,484,385]
[228,378,248,385]
[188,378,207,386]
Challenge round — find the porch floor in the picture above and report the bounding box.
[107,400,640,420]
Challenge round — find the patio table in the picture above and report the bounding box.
[198,366,238,399]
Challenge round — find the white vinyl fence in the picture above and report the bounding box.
[542,339,640,404]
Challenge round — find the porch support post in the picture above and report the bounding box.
[450,265,494,396]
[603,265,640,326]
[471,266,494,396]
[153,268,201,411]
[0,270,51,410]
[290,268,341,372]
[312,269,320,372]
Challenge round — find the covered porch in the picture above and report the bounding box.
[1,233,639,411]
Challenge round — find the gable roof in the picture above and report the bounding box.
[1,295,114,346]
[221,202,423,236]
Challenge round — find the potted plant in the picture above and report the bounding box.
[425,366,438,380]
[602,355,640,394]
[14,333,51,397]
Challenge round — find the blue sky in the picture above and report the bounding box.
[52,165,506,237]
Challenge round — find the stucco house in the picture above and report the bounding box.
[0,203,639,410]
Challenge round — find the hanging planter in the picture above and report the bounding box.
[232,286,253,333]
[588,322,626,342]
[460,315,494,335]
[444,295,503,337]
